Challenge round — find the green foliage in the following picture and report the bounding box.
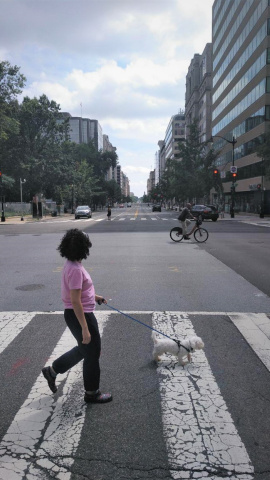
[0,61,26,142]
[0,60,120,207]
[256,127,270,179]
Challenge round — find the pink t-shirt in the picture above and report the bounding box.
[61,260,96,312]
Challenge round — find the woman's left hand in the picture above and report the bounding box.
[96,295,107,305]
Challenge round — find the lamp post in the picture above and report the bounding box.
[260,159,264,218]
[211,135,237,218]
[71,184,74,214]
[20,178,26,221]
[0,171,5,222]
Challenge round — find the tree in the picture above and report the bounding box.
[256,127,270,179]
[0,61,26,142]
[2,94,70,201]
[158,120,222,204]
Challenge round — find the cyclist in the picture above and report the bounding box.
[178,203,197,239]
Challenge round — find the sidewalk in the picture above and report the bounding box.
[220,212,270,224]
[0,213,75,225]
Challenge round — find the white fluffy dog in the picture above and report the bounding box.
[152,331,204,365]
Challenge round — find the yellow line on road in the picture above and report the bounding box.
[135,209,139,218]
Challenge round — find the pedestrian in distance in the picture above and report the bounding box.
[107,206,112,220]
[178,203,197,239]
[42,228,112,404]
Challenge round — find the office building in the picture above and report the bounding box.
[212,0,270,213]
[156,112,185,182]
[60,113,103,151]
[185,44,212,143]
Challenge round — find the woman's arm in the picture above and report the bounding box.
[70,289,91,344]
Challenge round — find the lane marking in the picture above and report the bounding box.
[0,312,109,480]
[229,313,270,371]
[153,312,254,479]
[0,312,38,354]
[1,311,268,479]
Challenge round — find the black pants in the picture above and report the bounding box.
[52,310,101,391]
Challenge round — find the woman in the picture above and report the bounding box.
[42,228,112,404]
[107,206,111,220]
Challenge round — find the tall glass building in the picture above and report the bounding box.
[60,113,103,152]
[212,0,270,213]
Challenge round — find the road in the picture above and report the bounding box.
[0,204,270,479]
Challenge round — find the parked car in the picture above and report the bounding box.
[191,204,219,221]
[118,203,124,208]
[75,205,92,219]
[152,204,161,212]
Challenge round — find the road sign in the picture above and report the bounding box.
[230,166,237,173]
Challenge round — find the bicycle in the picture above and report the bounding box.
[170,218,209,243]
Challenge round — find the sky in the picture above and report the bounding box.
[0,0,213,197]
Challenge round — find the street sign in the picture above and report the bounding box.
[230,166,237,173]
[220,171,226,178]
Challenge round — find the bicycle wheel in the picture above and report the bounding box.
[170,227,184,242]
[194,227,208,243]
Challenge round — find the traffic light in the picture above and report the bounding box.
[232,172,237,178]
[0,171,2,184]
[257,184,261,190]
[213,168,218,176]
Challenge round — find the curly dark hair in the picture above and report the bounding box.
[57,229,92,261]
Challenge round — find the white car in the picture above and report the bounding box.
[75,206,92,219]
[127,202,132,207]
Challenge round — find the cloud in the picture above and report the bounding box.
[0,0,213,196]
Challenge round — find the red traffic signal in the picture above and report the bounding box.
[232,172,237,178]
[213,169,218,175]
[0,171,2,183]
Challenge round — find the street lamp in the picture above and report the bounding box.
[71,184,74,214]
[0,171,5,222]
[260,159,265,218]
[20,178,26,221]
[211,135,237,218]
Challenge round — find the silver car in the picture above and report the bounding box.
[75,206,92,219]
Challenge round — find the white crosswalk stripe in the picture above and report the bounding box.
[153,312,253,479]
[1,310,269,479]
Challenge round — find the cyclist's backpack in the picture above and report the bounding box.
[178,209,186,221]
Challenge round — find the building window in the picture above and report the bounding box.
[266,77,270,93]
[265,105,270,119]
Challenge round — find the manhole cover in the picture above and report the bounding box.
[16,284,45,291]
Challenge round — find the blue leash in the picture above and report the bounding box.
[105,303,190,351]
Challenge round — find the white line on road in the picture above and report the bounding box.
[229,313,270,371]
[153,312,254,479]
[0,312,38,354]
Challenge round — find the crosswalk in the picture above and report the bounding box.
[1,311,270,479]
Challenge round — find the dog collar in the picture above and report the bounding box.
[174,339,193,353]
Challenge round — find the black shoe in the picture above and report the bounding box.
[42,366,57,393]
[84,390,112,404]
[183,235,190,240]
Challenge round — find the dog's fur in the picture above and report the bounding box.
[152,332,204,365]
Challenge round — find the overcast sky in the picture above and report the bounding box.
[0,0,213,197]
